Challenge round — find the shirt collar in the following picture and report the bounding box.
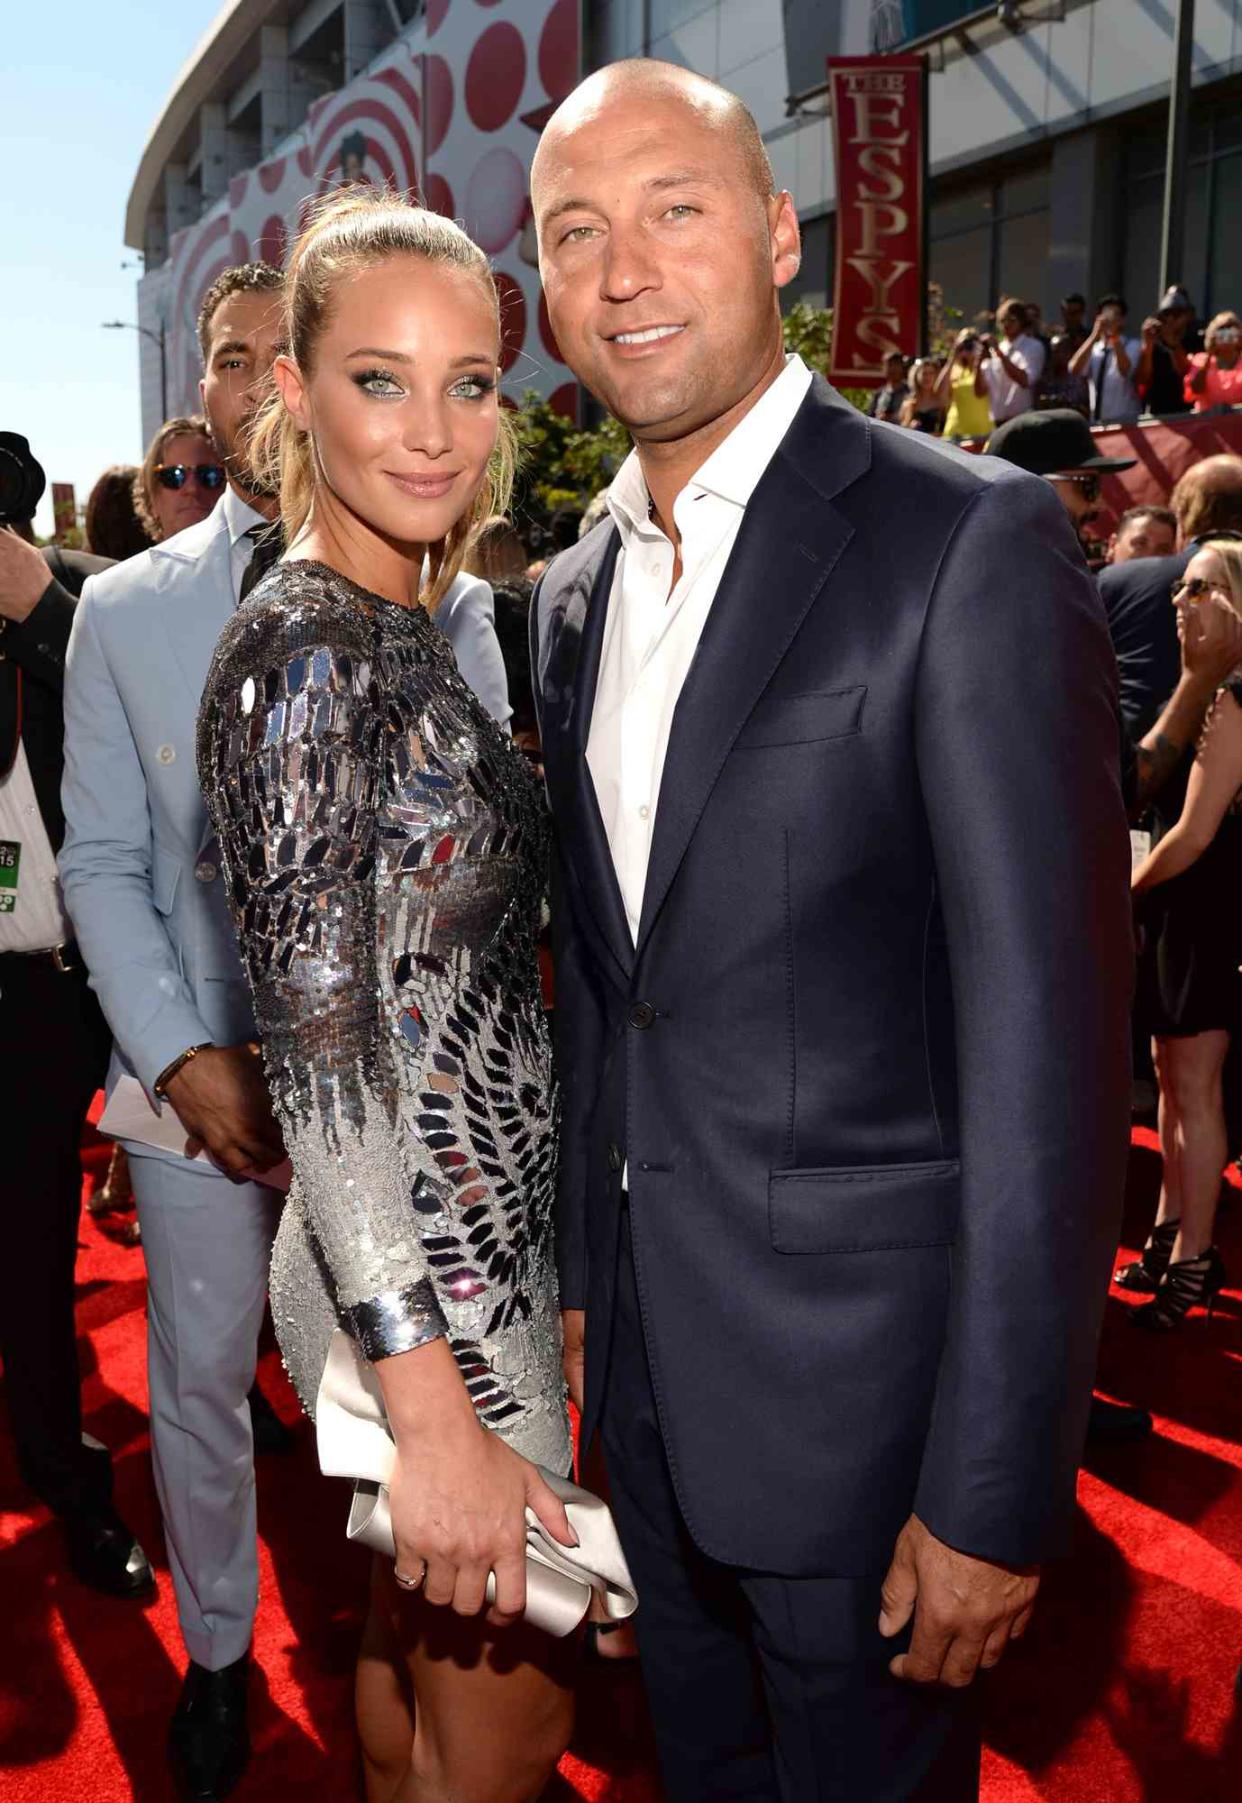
[607,354,814,542]
[220,481,270,547]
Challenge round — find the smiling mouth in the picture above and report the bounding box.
[608,325,685,347]
[384,470,460,497]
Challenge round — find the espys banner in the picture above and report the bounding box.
[827,55,927,387]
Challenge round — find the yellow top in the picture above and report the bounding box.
[943,368,992,439]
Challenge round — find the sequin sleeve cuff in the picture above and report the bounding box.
[344,1277,450,1363]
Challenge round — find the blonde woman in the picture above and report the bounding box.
[197,188,574,1801]
[133,414,225,541]
[935,329,992,441]
[897,356,945,433]
[1126,538,1242,1328]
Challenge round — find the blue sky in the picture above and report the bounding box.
[2,6,207,536]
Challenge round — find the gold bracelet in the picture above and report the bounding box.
[153,1041,214,1100]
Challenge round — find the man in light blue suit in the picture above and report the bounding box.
[61,257,512,1800]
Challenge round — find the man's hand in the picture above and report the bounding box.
[164,1042,285,1179]
[0,527,52,623]
[562,1308,585,1415]
[878,1514,1039,1688]
[1178,589,1242,692]
[1141,315,1160,346]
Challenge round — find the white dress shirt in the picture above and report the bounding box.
[586,354,814,943]
[982,333,1046,423]
[0,739,72,952]
[219,482,271,602]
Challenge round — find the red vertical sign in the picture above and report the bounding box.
[827,56,927,387]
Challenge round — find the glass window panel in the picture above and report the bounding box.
[786,215,832,313]
[930,184,993,242]
[996,207,1051,313]
[1179,163,1211,314]
[1122,181,1162,321]
[930,226,992,322]
[999,165,1051,217]
[1206,151,1242,316]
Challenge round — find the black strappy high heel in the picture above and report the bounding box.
[1114,1217,1181,1292]
[1132,1248,1227,1330]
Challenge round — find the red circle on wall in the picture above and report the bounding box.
[538,0,578,104]
[493,272,527,374]
[258,158,286,194]
[230,228,251,266]
[538,290,564,364]
[423,172,455,218]
[423,54,454,156]
[258,215,288,267]
[426,0,451,31]
[465,22,527,133]
[547,382,578,420]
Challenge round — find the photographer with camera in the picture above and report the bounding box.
[979,296,1046,426]
[0,431,153,1598]
[1185,311,1242,413]
[1069,295,1142,425]
[935,328,991,441]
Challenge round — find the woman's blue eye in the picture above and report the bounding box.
[355,370,403,397]
[451,377,495,401]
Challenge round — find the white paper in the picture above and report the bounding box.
[98,1074,291,1192]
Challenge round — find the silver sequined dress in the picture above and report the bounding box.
[196,559,570,1474]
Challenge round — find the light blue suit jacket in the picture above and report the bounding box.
[59,497,508,1119]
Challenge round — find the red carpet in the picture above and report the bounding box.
[1,1122,1239,1799]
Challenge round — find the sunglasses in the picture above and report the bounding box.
[1171,575,1233,603]
[155,462,226,493]
[1050,472,1101,501]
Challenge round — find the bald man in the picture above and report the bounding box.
[529,62,1131,1801]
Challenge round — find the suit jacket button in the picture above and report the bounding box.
[607,1142,623,1173]
[195,861,218,884]
[157,743,176,765]
[627,1001,656,1030]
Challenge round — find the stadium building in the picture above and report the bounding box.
[126,0,1242,439]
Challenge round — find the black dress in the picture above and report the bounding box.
[1139,680,1242,1037]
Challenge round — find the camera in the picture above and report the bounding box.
[0,433,46,527]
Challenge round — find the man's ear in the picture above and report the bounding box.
[770,191,802,292]
[273,355,310,431]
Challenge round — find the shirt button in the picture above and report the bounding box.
[156,744,176,766]
[627,1001,656,1030]
[607,1142,623,1173]
[638,804,650,820]
[195,861,218,884]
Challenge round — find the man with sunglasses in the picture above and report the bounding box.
[59,263,288,1802]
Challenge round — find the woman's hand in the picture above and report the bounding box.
[376,1333,577,1623]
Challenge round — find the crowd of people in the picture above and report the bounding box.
[868,284,1242,437]
[1,53,1240,1803]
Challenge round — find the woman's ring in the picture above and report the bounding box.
[394,1560,427,1592]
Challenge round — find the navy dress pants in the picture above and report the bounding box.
[598,1209,981,1802]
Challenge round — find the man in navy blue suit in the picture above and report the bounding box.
[529,62,1133,1800]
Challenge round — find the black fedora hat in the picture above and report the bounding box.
[985,409,1136,475]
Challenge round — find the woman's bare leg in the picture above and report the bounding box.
[358,1558,418,1803]
[1160,1030,1229,1260]
[1152,1036,1183,1231]
[359,1558,576,1803]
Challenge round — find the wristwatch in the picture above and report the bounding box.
[153,1042,215,1100]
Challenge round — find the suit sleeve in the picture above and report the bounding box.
[439,574,512,730]
[4,577,76,696]
[531,577,603,1311]
[58,581,215,1091]
[911,473,1133,1566]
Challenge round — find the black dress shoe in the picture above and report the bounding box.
[65,1505,156,1598]
[247,1380,295,1455]
[169,1654,251,1800]
[1086,1396,1153,1444]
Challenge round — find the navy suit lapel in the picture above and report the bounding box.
[542,527,635,982]
[634,381,869,962]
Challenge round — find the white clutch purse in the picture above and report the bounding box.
[315,1329,638,1639]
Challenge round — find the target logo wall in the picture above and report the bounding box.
[158,4,578,420]
[424,0,580,415]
